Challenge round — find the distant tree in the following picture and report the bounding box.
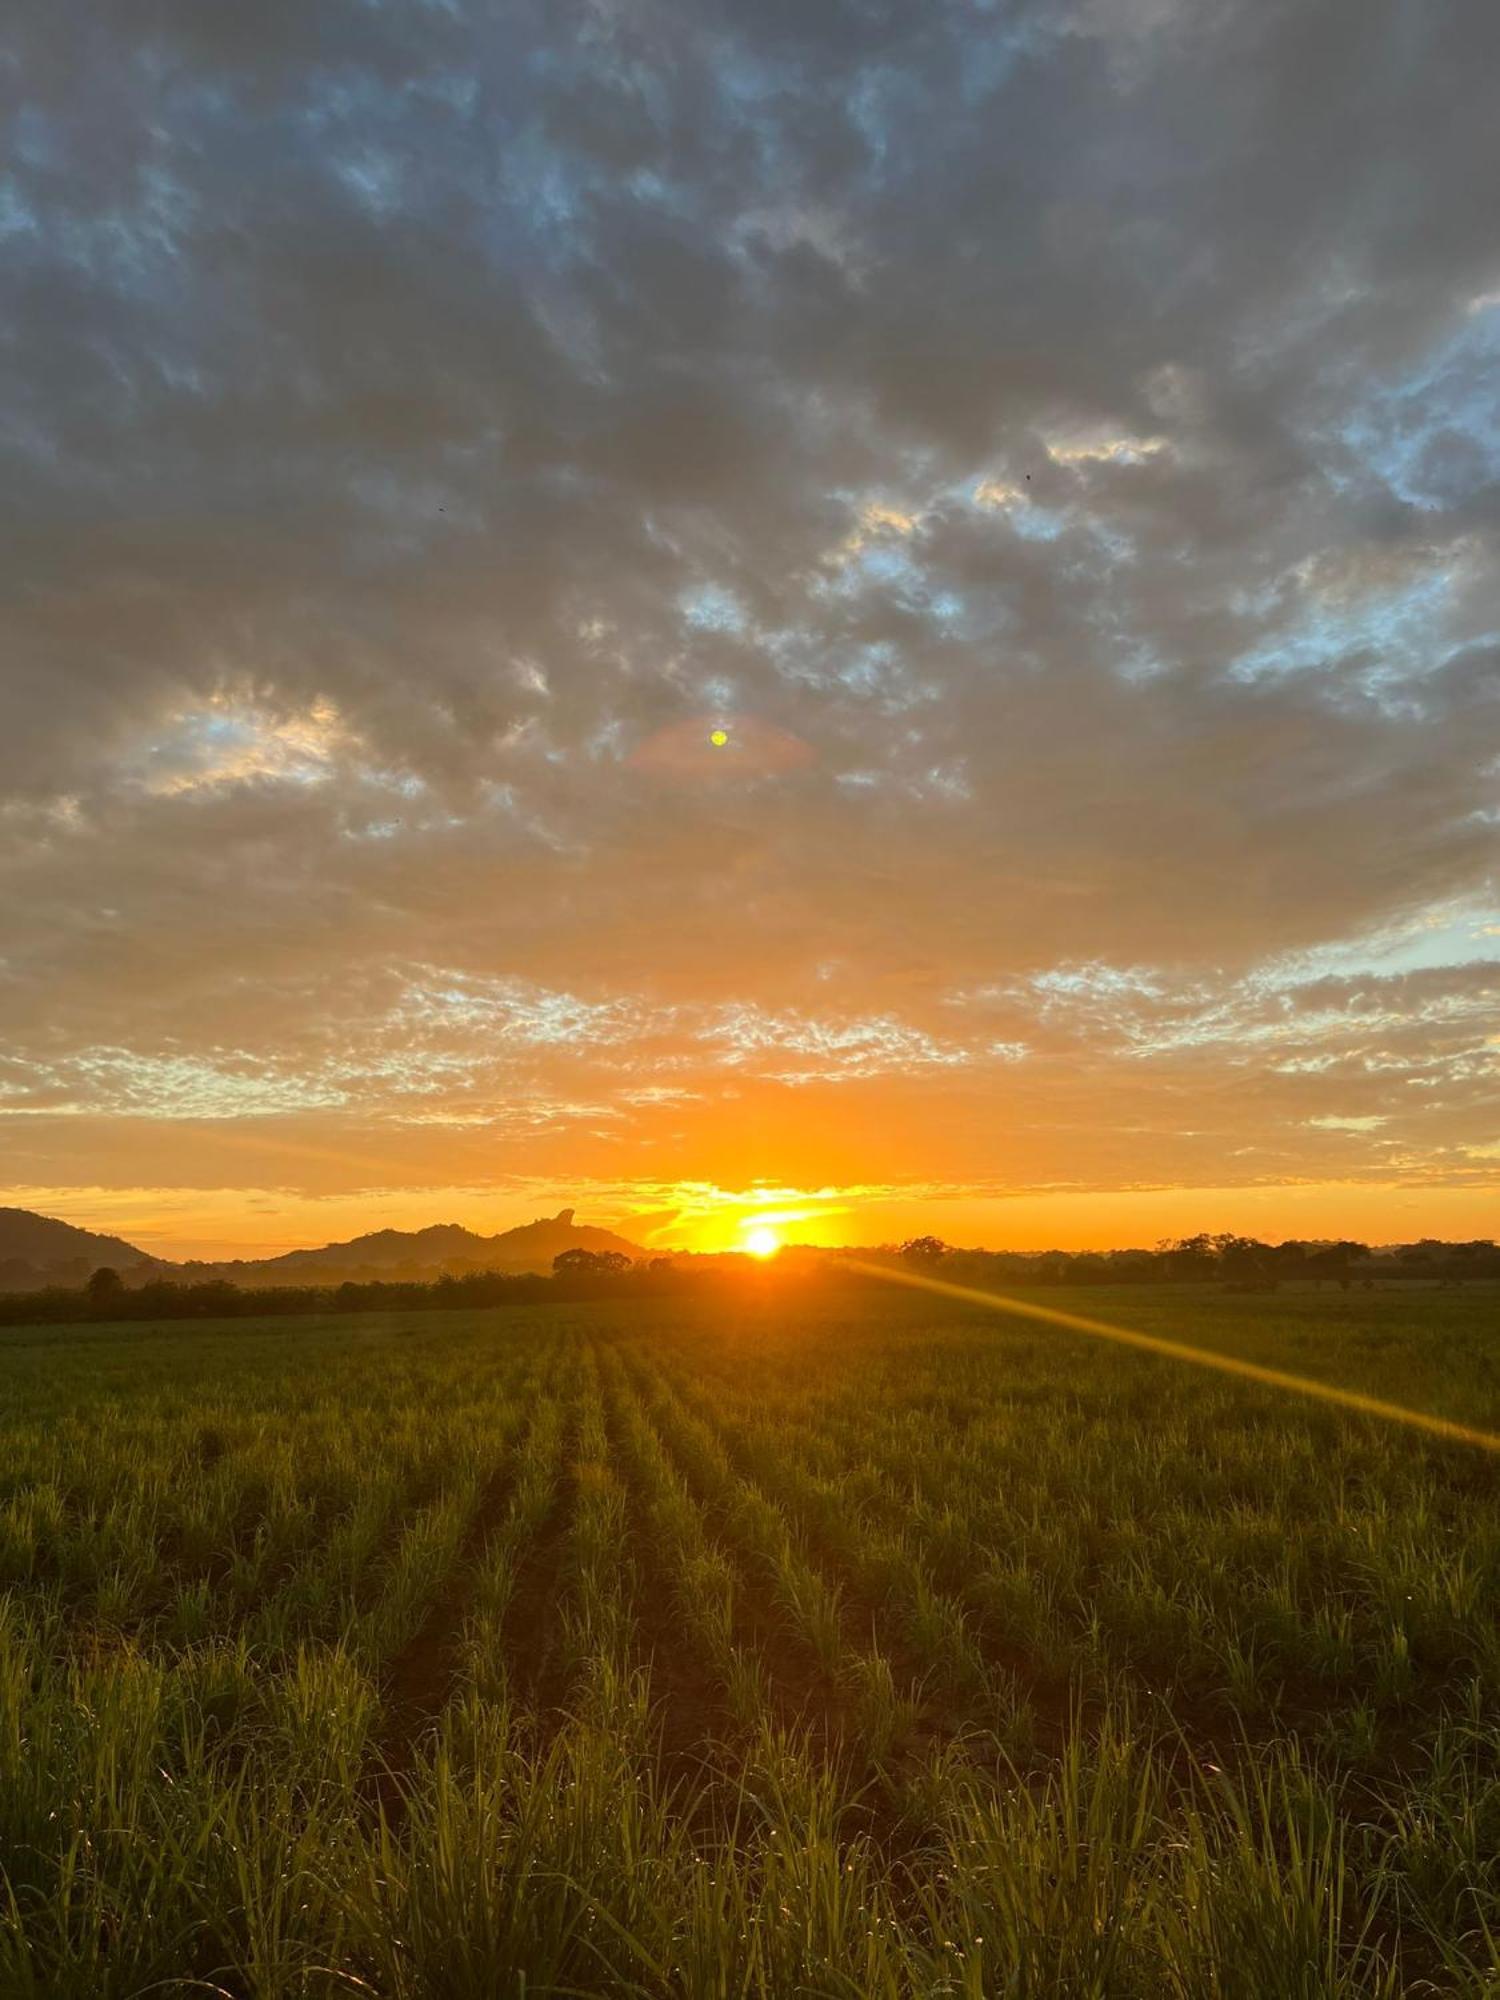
[1450,1241,1499,1283]
[1217,1236,1275,1287]
[1162,1234,1218,1280]
[553,1248,631,1277]
[86,1266,125,1305]
[899,1236,949,1265]
[1108,1251,1156,1284]
[1307,1240,1369,1289]
[185,1279,243,1316]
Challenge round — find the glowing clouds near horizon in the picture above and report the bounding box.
[629,714,815,780]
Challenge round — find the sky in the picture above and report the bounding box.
[2,0,1498,1260]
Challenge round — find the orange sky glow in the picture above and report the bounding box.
[3,3,1497,1261]
[9,1178,1499,1266]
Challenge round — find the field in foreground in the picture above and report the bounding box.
[2,1283,1500,1997]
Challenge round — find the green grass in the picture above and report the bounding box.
[2,1283,1499,1995]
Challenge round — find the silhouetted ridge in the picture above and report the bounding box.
[0,1204,642,1292]
[180,1207,642,1286]
[0,1207,157,1290]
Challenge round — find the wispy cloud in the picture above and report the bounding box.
[1,0,1497,1242]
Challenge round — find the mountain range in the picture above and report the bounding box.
[0,1206,642,1290]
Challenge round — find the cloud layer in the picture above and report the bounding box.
[2,0,1498,1245]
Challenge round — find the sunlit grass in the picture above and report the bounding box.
[0,1285,1497,1993]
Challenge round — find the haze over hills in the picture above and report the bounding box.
[0,1207,158,1289]
[187,1209,643,1286]
[0,1207,642,1290]
[3,1205,1494,1299]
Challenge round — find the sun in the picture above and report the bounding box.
[709,727,729,748]
[744,1224,781,1258]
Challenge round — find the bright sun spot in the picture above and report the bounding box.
[744,1224,780,1258]
[709,728,729,747]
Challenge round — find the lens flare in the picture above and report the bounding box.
[629,713,815,776]
[853,1260,1500,1455]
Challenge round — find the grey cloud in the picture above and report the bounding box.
[2,0,1498,1206]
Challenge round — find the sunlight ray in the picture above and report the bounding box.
[853,1260,1500,1455]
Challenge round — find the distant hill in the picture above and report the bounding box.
[0,1207,157,1290]
[181,1208,644,1286]
[0,1204,642,1292]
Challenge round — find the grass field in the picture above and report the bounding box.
[3,1282,1499,1997]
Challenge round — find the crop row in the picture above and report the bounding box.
[2,1294,1500,1995]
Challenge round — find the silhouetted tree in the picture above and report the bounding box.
[553,1248,631,1277]
[1162,1234,1218,1280]
[86,1266,124,1305]
[1218,1236,1276,1288]
[1307,1241,1369,1288]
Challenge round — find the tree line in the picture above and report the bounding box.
[0,1249,723,1327]
[885,1232,1500,1289]
[1,1234,1495,1329]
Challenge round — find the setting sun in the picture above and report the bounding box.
[4,5,1499,1987]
